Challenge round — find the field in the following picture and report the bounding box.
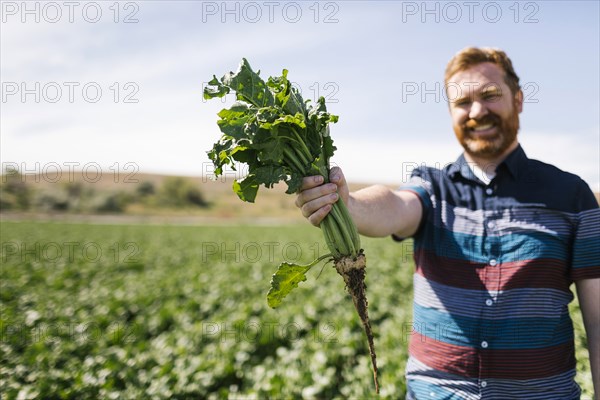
[0,221,594,399]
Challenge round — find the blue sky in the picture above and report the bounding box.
[2,1,599,191]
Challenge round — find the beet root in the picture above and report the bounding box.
[334,251,379,394]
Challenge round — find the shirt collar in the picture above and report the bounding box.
[447,144,529,182]
[447,153,477,181]
[499,144,528,179]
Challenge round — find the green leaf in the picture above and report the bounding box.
[230,146,257,163]
[322,136,336,160]
[267,254,331,308]
[223,58,274,107]
[204,75,230,99]
[273,113,306,130]
[232,175,259,202]
[253,129,285,163]
[267,69,291,107]
[284,173,304,194]
[253,165,286,188]
[216,107,252,140]
[207,138,234,175]
[284,85,305,116]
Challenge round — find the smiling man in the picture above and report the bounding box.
[295,47,599,399]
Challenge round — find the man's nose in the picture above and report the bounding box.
[469,101,488,119]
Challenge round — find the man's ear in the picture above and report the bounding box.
[515,89,524,113]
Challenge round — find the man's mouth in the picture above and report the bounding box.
[472,122,494,132]
[465,119,498,137]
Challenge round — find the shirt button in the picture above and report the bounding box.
[486,299,493,306]
[481,341,488,348]
[487,221,495,229]
[489,259,498,267]
[485,188,493,195]
[481,381,488,388]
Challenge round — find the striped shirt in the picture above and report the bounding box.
[397,145,600,399]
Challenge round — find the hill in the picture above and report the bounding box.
[0,171,377,225]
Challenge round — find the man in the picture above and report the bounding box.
[295,47,599,399]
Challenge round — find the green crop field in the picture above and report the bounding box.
[0,221,593,399]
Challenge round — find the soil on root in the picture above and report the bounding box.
[334,251,379,394]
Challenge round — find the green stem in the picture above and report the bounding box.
[291,129,312,162]
[292,146,310,167]
[321,223,339,258]
[321,216,339,255]
[329,202,356,257]
[320,217,335,256]
[321,215,347,257]
[335,196,361,252]
[283,148,304,173]
[307,252,335,270]
[280,132,311,167]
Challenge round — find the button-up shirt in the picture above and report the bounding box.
[398,145,600,399]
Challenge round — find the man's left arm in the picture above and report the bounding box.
[576,278,600,399]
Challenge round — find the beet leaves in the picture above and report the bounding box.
[204,59,379,393]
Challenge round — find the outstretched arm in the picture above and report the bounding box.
[295,167,423,238]
[576,277,600,399]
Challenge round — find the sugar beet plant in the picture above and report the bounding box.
[204,59,379,393]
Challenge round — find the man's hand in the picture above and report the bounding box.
[295,167,348,227]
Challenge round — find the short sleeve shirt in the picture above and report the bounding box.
[398,145,600,399]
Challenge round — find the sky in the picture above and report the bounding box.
[1,1,599,191]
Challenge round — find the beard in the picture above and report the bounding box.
[453,103,520,158]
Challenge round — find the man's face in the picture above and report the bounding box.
[447,62,523,160]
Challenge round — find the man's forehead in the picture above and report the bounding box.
[447,62,507,98]
[448,62,505,88]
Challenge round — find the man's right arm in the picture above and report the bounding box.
[295,167,423,238]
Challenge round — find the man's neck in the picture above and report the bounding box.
[463,140,519,173]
